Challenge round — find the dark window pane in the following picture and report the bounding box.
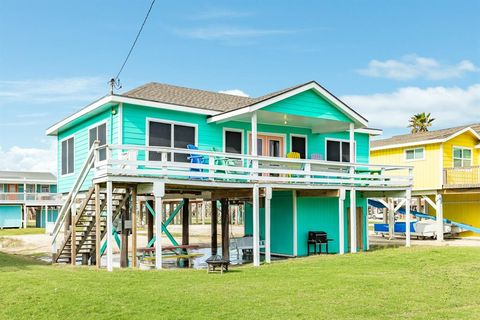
[291,136,306,159]
[61,140,67,175]
[326,140,340,162]
[67,138,74,174]
[149,122,171,161]
[89,128,96,148]
[269,140,280,157]
[225,131,242,154]
[98,124,107,160]
[342,142,350,162]
[257,139,263,156]
[174,124,195,162]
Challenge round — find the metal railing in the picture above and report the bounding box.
[0,192,61,202]
[94,144,413,189]
[444,166,480,188]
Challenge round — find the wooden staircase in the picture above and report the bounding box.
[53,186,131,264]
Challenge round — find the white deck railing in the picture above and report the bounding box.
[0,192,62,203]
[94,144,413,189]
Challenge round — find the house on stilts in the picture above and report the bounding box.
[47,81,413,270]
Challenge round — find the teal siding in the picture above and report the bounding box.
[57,106,119,193]
[244,191,294,256]
[36,208,59,228]
[0,205,22,228]
[263,89,351,123]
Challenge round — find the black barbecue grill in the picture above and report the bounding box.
[307,231,333,255]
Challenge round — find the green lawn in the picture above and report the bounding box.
[0,228,45,236]
[1,247,480,319]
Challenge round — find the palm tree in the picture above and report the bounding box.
[408,112,435,133]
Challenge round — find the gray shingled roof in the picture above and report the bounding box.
[0,171,57,181]
[121,81,313,113]
[371,124,480,148]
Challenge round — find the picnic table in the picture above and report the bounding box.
[138,244,200,259]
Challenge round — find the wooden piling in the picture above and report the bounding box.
[95,183,101,268]
[221,198,230,260]
[211,200,218,255]
[182,198,190,246]
[147,200,154,243]
[131,186,137,268]
[120,189,130,268]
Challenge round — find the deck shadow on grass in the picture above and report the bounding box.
[0,252,47,271]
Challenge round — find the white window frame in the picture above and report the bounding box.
[60,135,75,177]
[88,120,109,160]
[404,147,425,162]
[146,118,198,161]
[452,146,472,168]
[325,138,356,163]
[290,134,308,158]
[223,128,244,154]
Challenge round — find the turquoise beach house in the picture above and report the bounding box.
[46,81,412,270]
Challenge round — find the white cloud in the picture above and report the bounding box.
[190,8,253,20]
[218,89,249,97]
[174,26,296,41]
[342,84,480,129]
[358,55,479,80]
[0,76,106,105]
[0,141,57,173]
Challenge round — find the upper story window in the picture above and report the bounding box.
[453,147,472,168]
[148,120,196,163]
[39,185,50,193]
[224,130,243,154]
[405,147,425,161]
[291,135,307,159]
[61,137,74,175]
[89,123,107,161]
[326,139,352,162]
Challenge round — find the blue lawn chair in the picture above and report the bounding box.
[187,144,209,179]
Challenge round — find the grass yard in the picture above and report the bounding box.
[0,228,45,236]
[1,247,480,319]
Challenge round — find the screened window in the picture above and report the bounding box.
[326,140,351,162]
[61,137,74,175]
[453,147,472,168]
[40,185,50,193]
[291,136,306,159]
[89,123,107,160]
[148,121,196,162]
[405,147,424,160]
[225,130,242,154]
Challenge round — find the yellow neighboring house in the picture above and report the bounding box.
[371,124,480,237]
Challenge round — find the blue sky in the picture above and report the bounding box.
[0,0,479,172]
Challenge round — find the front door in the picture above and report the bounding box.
[249,134,284,157]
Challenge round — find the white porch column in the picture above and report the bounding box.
[45,205,48,228]
[23,182,27,228]
[388,198,395,240]
[265,186,272,263]
[338,188,346,254]
[106,181,113,272]
[252,184,260,266]
[154,182,165,270]
[251,111,258,156]
[405,189,412,247]
[435,194,444,242]
[349,123,355,163]
[349,188,357,253]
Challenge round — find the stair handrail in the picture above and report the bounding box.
[51,141,100,248]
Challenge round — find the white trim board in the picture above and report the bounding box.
[207,82,369,127]
[46,95,219,136]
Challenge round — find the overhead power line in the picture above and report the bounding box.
[109,0,156,93]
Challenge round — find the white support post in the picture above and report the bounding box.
[388,198,395,240]
[45,205,48,228]
[405,189,412,247]
[435,193,444,242]
[154,181,165,270]
[349,123,355,164]
[252,184,260,266]
[251,112,258,178]
[265,186,272,263]
[350,188,357,253]
[338,188,346,255]
[201,200,206,225]
[23,205,27,228]
[23,182,27,228]
[106,181,113,272]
